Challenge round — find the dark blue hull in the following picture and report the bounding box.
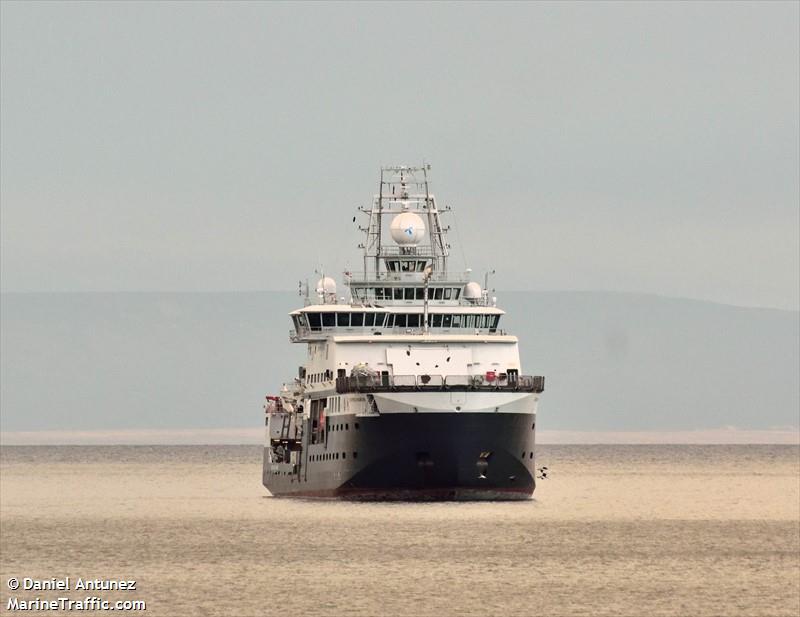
[263,412,536,501]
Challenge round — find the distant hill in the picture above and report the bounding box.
[1,291,797,433]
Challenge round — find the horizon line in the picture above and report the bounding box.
[2,427,798,447]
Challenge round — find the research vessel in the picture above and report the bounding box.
[262,165,544,500]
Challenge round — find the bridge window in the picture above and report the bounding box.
[465,314,475,328]
[442,314,452,328]
[394,314,407,328]
[432,314,442,327]
[322,313,335,328]
[407,314,420,328]
[393,288,403,300]
[351,312,364,326]
[404,288,415,300]
[452,314,463,327]
[433,288,443,300]
[307,313,322,331]
[443,288,452,300]
[337,313,349,327]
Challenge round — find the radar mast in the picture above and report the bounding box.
[361,165,449,279]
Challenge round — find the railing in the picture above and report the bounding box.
[377,245,434,257]
[335,374,545,394]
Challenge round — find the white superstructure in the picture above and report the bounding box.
[287,165,541,426]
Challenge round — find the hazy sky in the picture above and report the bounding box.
[2,2,798,309]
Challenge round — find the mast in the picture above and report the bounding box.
[348,164,465,307]
[375,169,384,276]
[423,165,438,268]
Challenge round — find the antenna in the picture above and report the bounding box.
[484,269,495,306]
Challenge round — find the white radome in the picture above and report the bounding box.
[464,281,482,300]
[390,212,426,245]
[316,277,337,295]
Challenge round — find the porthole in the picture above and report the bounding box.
[521,451,526,458]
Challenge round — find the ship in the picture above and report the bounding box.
[262,165,545,500]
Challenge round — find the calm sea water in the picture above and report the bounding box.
[1,445,798,616]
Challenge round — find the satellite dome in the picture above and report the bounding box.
[390,212,425,245]
[464,282,482,301]
[315,277,336,295]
